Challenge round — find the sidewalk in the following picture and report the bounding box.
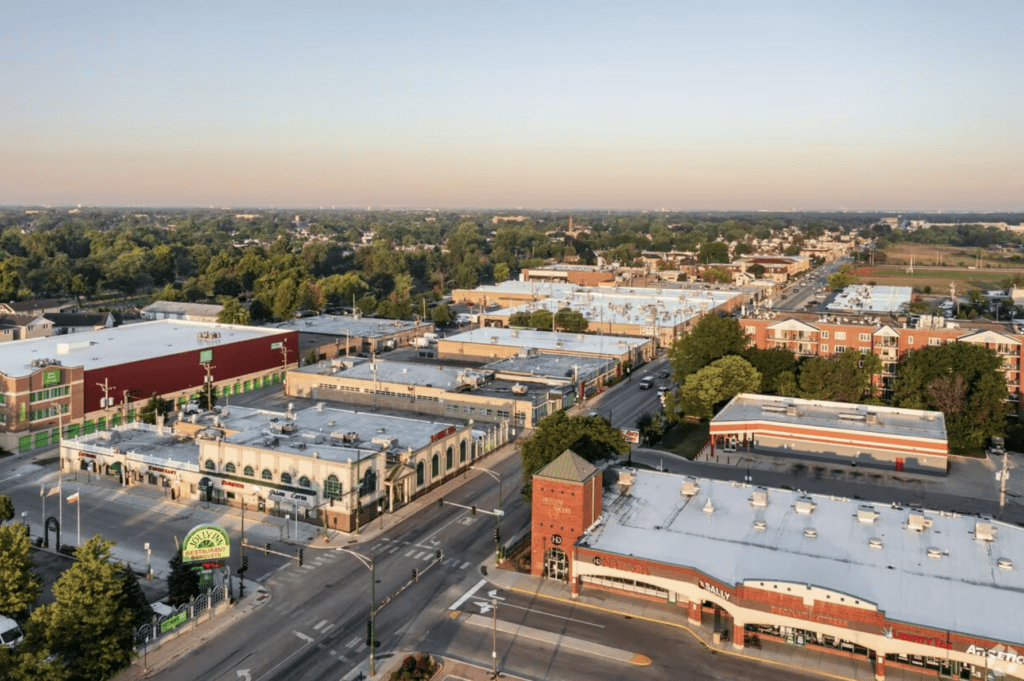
[479,567,935,681]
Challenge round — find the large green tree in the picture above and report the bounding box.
[797,349,882,403]
[666,355,761,421]
[520,412,629,502]
[740,347,798,394]
[668,314,749,380]
[167,551,201,607]
[0,524,41,620]
[25,536,135,680]
[0,494,13,523]
[892,342,1009,450]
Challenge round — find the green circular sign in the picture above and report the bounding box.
[182,523,230,563]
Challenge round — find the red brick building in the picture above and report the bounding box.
[741,312,1023,414]
[530,467,1024,680]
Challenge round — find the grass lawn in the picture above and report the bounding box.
[950,446,988,459]
[657,420,710,460]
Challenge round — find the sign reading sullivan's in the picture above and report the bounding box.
[182,523,230,563]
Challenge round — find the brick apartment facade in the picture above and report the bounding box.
[740,313,1023,415]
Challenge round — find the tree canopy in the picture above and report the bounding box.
[665,355,761,421]
[796,349,882,403]
[892,342,1009,449]
[668,314,749,380]
[520,412,629,502]
[0,524,41,620]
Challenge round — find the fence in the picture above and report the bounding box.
[133,585,228,649]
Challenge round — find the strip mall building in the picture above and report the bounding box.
[531,451,1024,680]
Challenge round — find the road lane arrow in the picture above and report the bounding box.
[474,600,493,615]
[237,671,251,681]
[487,590,505,601]
[293,631,314,643]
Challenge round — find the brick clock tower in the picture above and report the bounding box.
[530,449,602,586]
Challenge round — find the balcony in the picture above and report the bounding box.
[996,345,1021,357]
[875,338,898,348]
[769,332,817,342]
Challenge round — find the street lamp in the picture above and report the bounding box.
[336,548,377,677]
[471,466,503,562]
[490,598,500,679]
[239,485,261,599]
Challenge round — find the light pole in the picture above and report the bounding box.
[490,598,499,679]
[336,548,377,677]
[145,542,151,580]
[239,486,261,598]
[471,466,503,562]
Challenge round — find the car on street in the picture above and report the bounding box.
[639,376,655,390]
[658,369,670,379]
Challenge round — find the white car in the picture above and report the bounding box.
[0,615,24,649]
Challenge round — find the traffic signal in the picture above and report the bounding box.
[298,549,304,566]
[264,542,270,555]
[329,497,334,507]
[238,556,248,574]
[438,497,444,508]
[494,528,500,543]
[412,568,418,582]
[366,619,373,647]
[436,549,442,560]
[471,505,476,516]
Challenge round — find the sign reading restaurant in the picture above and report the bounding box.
[181,523,231,564]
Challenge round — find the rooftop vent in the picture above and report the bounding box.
[866,412,879,425]
[975,521,997,541]
[804,528,818,538]
[490,336,499,344]
[998,557,1014,571]
[857,505,879,523]
[926,547,943,560]
[794,497,817,515]
[753,520,767,531]
[907,513,932,532]
[681,478,699,497]
[703,499,715,515]
[751,488,769,508]
[786,405,798,417]
[510,328,519,337]
[511,383,529,395]
[372,436,397,449]
[316,402,325,412]
[869,538,884,550]
[617,471,635,493]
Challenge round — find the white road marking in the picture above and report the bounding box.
[497,601,605,628]
[460,561,470,569]
[405,549,415,557]
[322,623,336,634]
[346,637,360,648]
[449,578,487,610]
[313,619,328,631]
[293,631,314,643]
[421,554,432,562]
[388,545,400,553]
[413,551,424,560]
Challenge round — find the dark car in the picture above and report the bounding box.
[658,369,670,379]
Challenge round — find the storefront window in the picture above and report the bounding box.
[446,446,453,470]
[325,475,342,500]
[416,462,424,486]
[460,440,467,463]
[205,460,215,471]
[431,454,439,478]
[244,466,254,477]
[262,468,272,480]
[299,476,310,488]
[281,472,292,485]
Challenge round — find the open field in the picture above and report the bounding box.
[881,243,1021,269]
[853,266,1016,291]
[658,420,709,459]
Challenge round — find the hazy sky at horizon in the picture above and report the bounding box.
[2,0,1022,210]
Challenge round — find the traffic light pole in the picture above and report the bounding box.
[337,547,376,677]
[469,466,504,562]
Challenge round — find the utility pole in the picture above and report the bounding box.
[279,344,291,387]
[490,598,499,679]
[96,378,115,430]
[202,362,216,410]
[1000,447,1010,513]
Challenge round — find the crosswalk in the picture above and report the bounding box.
[368,536,472,570]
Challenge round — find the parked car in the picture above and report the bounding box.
[639,377,655,390]
[658,369,670,379]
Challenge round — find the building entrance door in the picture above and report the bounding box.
[544,547,568,580]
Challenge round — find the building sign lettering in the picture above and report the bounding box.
[965,645,1024,664]
[199,349,213,364]
[596,555,651,575]
[148,465,175,475]
[160,611,187,634]
[77,452,95,459]
[222,480,244,489]
[551,534,562,545]
[431,425,457,442]
[769,605,848,629]
[883,627,951,650]
[182,523,231,563]
[271,341,283,350]
[698,579,732,601]
[42,369,61,386]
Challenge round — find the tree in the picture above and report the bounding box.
[0,524,41,620]
[702,266,732,284]
[0,494,13,523]
[668,314,749,380]
[167,551,201,607]
[554,307,588,332]
[520,412,629,502]
[797,350,882,403]
[117,566,154,630]
[194,386,218,412]
[305,348,319,366]
[893,343,1009,450]
[217,297,250,325]
[826,264,858,291]
[528,309,553,330]
[247,298,274,325]
[667,356,761,421]
[26,536,135,680]
[697,241,729,264]
[740,347,797,394]
[508,311,531,327]
[493,262,510,283]
[635,411,667,446]
[746,263,767,278]
[138,392,173,425]
[431,303,452,326]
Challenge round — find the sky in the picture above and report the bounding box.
[1,0,1022,211]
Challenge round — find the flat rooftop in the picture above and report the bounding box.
[584,470,1024,643]
[270,315,425,338]
[827,285,913,313]
[0,320,290,378]
[713,394,947,443]
[486,353,615,383]
[444,328,650,356]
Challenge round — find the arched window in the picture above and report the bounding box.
[205,459,216,471]
[416,461,424,486]
[325,475,342,500]
[281,472,292,485]
[361,468,376,495]
[225,462,236,474]
[244,465,254,477]
[460,440,467,463]
[431,454,439,478]
[446,446,453,470]
[299,476,310,488]
[262,469,272,480]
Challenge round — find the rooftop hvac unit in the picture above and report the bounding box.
[869,538,883,550]
[804,528,818,538]
[975,521,997,541]
[703,499,715,515]
[926,547,943,560]
[511,384,528,395]
[857,506,879,523]
[753,520,767,530]
[372,436,397,449]
[907,513,932,532]
[617,471,635,493]
[681,478,699,497]
[794,497,816,515]
[751,488,769,507]
[786,405,798,417]
[337,431,360,443]
[998,558,1014,570]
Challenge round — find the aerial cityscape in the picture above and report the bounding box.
[1,3,1023,681]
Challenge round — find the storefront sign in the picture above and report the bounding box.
[883,627,951,650]
[271,341,283,350]
[78,452,95,459]
[199,349,213,364]
[698,579,732,601]
[550,534,562,545]
[182,524,231,563]
[769,605,847,629]
[431,425,457,442]
[222,480,244,489]
[148,465,175,475]
[965,645,1024,664]
[42,369,61,386]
